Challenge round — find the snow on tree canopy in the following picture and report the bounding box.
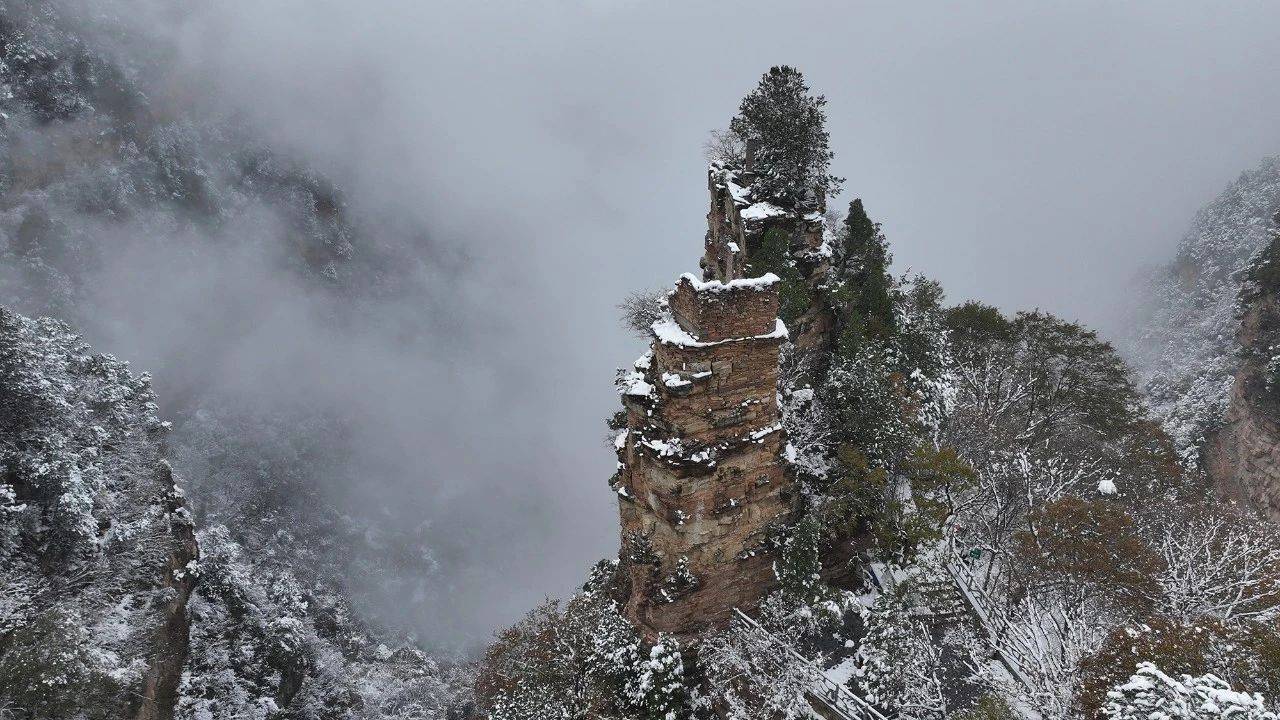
[0,307,168,555]
[1104,662,1278,719]
[0,306,195,717]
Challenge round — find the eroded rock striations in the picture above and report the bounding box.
[615,273,790,637]
[704,163,836,359]
[613,164,841,638]
[1205,217,1280,521]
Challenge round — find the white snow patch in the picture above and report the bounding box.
[652,317,788,348]
[662,372,692,389]
[749,423,783,441]
[824,657,858,688]
[680,272,780,293]
[741,202,787,221]
[620,371,654,398]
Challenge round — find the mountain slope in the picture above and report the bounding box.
[1202,217,1280,520]
[0,307,196,719]
[0,3,475,716]
[1132,156,1280,461]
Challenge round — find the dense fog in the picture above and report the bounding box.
[19,0,1280,647]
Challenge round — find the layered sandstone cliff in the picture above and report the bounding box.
[1205,243,1280,521]
[704,164,836,359]
[612,163,852,638]
[615,271,791,637]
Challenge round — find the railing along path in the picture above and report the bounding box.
[942,548,1037,692]
[731,608,888,720]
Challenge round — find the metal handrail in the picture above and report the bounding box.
[731,608,889,720]
[946,551,1042,659]
[943,548,1037,692]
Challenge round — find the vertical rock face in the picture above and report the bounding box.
[135,463,201,720]
[1200,212,1280,523]
[704,164,836,359]
[1205,290,1280,521]
[614,170,805,637]
[616,274,791,637]
[1133,157,1280,463]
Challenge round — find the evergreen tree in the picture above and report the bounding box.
[476,561,693,720]
[834,198,896,354]
[774,513,825,605]
[855,592,947,720]
[745,226,812,326]
[627,638,690,720]
[824,340,913,470]
[1103,663,1277,719]
[729,66,843,208]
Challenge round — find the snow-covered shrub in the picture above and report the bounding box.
[703,128,745,167]
[1080,616,1280,719]
[779,357,833,482]
[821,273,950,472]
[695,612,818,720]
[854,591,946,720]
[628,639,690,720]
[1103,662,1277,719]
[656,554,699,604]
[618,288,668,339]
[476,561,691,720]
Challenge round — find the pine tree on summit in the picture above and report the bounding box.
[729,65,843,208]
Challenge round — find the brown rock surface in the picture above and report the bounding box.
[613,162,863,638]
[702,165,836,359]
[1205,291,1280,521]
[616,254,793,638]
[134,462,200,720]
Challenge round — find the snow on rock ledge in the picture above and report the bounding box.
[679,272,780,293]
[652,317,788,348]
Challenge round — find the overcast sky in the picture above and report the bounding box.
[130,0,1280,643]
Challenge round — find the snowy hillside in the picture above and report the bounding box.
[0,307,195,717]
[0,4,476,718]
[1132,157,1280,461]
